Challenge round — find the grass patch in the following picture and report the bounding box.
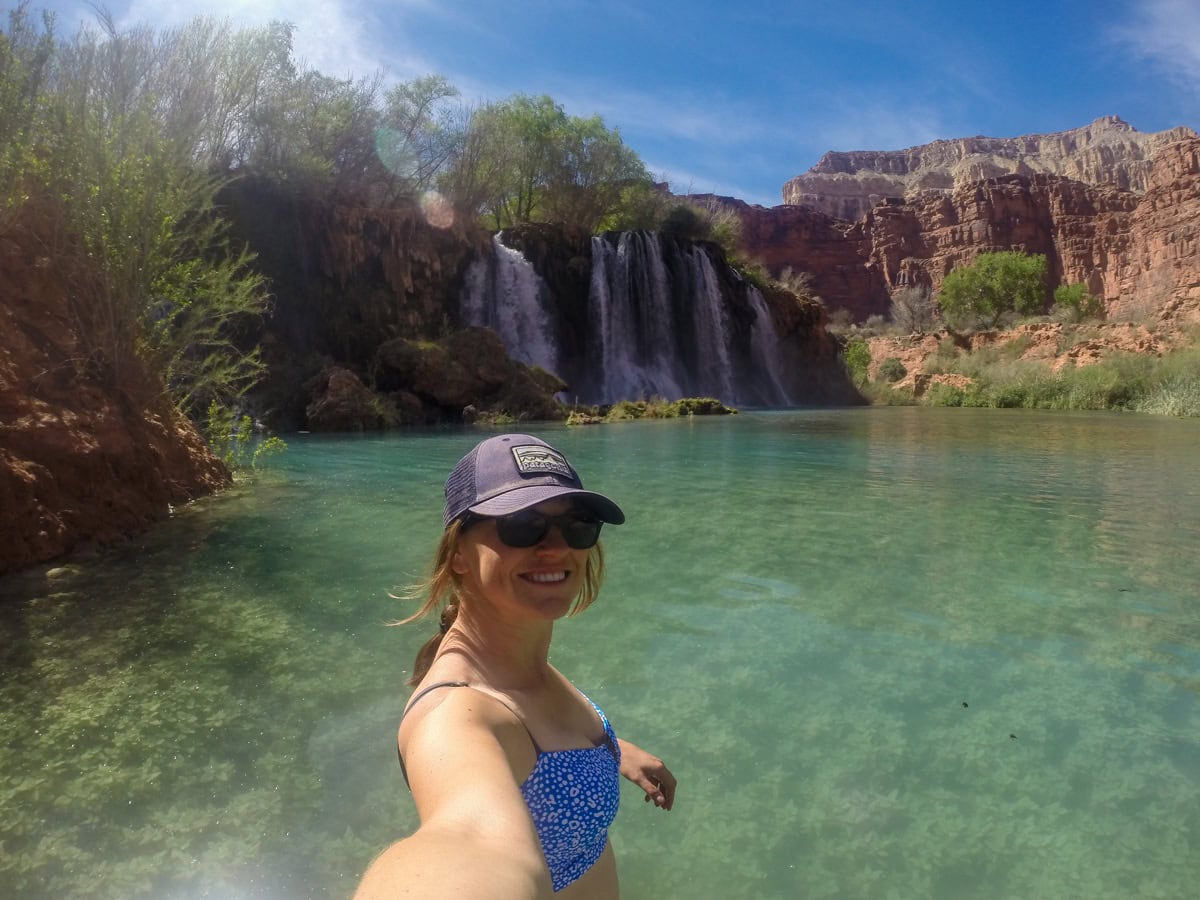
[566,396,738,423]
[908,342,1200,416]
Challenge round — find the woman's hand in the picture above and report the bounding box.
[616,738,676,811]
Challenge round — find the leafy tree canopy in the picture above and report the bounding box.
[438,93,651,232]
[938,251,1048,329]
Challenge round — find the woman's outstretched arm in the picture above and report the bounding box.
[355,690,551,899]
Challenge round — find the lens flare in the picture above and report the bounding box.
[420,191,454,229]
[374,127,418,179]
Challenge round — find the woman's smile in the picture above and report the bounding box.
[523,570,569,584]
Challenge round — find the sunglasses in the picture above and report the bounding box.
[466,509,603,550]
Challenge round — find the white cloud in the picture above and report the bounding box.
[1112,0,1200,87]
[117,0,392,79]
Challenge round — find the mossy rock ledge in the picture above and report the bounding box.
[303,327,568,430]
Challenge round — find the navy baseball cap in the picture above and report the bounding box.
[443,434,625,528]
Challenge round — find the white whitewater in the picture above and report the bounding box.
[460,233,559,375]
[461,231,795,406]
[747,286,792,405]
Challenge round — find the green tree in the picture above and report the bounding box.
[843,338,871,385]
[1053,282,1104,323]
[376,74,459,202]
[541,113,647,231]
[440,93,651,231]
[2,5,270,414]
[937,251,1048,329]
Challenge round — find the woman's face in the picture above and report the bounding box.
[451,499,591,622]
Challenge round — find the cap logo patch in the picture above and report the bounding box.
[511,445,574,479]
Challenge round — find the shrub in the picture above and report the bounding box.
[925,383,966,406]
[670,397,736,416]
[843,338,871,385]
[860,314,889,336]
[825,308,854,334]
[890,285,938,333]
[1136,376,1200,416]
[205,401,286,470]
[877,357,907,383]
[776,267,818,302]
[1053,283,1104,323]
[659,204,710,241]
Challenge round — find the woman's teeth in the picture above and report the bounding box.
[525,571,567,583]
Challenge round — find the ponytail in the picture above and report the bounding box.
[394,520,467,687]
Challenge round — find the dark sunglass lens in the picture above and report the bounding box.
[494,511,602,549]
[496,512,549,547]
[561,516,602,549]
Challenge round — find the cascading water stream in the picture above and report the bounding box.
[747,286,793,406]
[460,230,795,407]
[460,233,560,375]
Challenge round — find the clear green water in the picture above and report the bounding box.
[1,408,1198,899]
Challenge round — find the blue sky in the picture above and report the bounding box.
[30,0,1200,207]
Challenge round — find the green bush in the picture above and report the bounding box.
[1053,283,1105,323]
[843,338,871,385]
[877,357,907,383]
[925,383,966,406]
[205,402,286,470]
[670,397,736,416]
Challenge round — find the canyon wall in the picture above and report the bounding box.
[782,117,1197,222]
[737,136,1200,323]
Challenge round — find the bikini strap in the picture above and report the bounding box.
[397,681,543,788]
[398,681,468,786]
[405,680,470,715]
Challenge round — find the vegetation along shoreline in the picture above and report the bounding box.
[2,5,1197,576]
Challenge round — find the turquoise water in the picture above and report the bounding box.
[1,408,1198,899]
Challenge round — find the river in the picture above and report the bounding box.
[1,408,1197,899]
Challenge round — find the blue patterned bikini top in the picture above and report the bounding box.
[399,681,621,892]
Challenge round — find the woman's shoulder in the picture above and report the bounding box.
[400,681,540,815]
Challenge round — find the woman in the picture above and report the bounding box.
[356,433,676,899]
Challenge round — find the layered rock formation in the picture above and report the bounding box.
[783,117,1196,221]
[0,213,229,576]
[736,135,1200,324]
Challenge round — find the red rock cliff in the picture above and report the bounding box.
[0,217,229,576]
[783,116,1196,220]
[735,137,1200,323]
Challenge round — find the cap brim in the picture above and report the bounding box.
[469,485,625,524]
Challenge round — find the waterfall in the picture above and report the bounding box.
[459,230,796,407]
[460,234,559,375]
[747,286,793,406]
[588,232,686,401]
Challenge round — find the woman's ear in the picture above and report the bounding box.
[450,547,468,575]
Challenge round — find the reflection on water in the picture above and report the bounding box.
[1,409,1198,898]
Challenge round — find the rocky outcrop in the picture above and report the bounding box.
[373,328,567,423]
[0,217,229,576]
[783,117,1197,221]
[733,136,1200,324]
[694,195,890,321]
[220,178,492,428]
[1112,138,1200,320]
[858,173,1139,298]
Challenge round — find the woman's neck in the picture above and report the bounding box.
[439,604,555,689]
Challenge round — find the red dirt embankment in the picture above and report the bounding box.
[0,222,228,577]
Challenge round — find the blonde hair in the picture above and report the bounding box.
[399,518,607,686]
